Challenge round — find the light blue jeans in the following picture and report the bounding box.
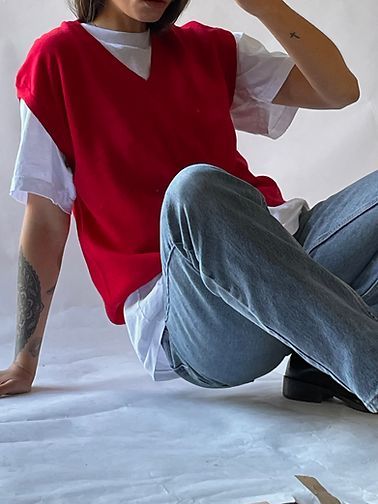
[159,164,378,413]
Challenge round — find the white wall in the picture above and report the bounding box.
[1,0,377,320]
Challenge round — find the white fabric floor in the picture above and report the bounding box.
[1,306,377,504]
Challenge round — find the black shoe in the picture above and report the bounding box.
[282,352,373,413]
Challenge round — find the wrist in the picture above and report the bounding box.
[13,357,37,379]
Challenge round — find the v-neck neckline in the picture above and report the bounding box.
[67,19,159,85]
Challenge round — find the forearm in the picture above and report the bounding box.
[14,219,66,375]
[251,0,359,104]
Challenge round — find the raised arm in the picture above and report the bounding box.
[0,193,70,396]
[235,0,360,108]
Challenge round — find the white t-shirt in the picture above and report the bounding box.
[10,22,309,381]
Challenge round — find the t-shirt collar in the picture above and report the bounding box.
[81,22,150,49]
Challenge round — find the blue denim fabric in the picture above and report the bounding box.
[159,164,378,413]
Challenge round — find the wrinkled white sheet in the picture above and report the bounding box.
[1,307,377,504]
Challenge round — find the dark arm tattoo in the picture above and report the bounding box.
[15,247,45,358]
[290,32,301,39]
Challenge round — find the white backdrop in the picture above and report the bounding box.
[1,2,378,503]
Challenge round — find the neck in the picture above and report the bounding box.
[92,6,147,33]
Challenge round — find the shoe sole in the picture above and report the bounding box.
[283,376,372,413]
[283,376,333,403]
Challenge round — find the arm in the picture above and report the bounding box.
[235,0,360,109]
[0,193,70,395]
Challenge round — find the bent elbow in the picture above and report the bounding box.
[337,79,361,108]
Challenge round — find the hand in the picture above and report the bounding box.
[0,363,35,396]
[234,0,283,17]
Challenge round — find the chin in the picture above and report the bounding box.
[136,14,165,23]
[136,0,169,15]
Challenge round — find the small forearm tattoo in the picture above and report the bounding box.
[15,247,45,357]
[290,32,301,39]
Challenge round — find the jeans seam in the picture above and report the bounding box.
[361,277,378,303]
[307,198,378,254]
[163,242,177,325]
[163,241,197,326]
[348,287,378,321]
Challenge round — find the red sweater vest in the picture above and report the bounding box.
[15,19,286,325]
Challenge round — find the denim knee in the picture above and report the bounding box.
[163,163,264,214]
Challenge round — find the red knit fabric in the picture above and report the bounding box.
[15,19,286,325]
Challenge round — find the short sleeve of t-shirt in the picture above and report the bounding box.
[9,99,76,215]
[230,31,299,139]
